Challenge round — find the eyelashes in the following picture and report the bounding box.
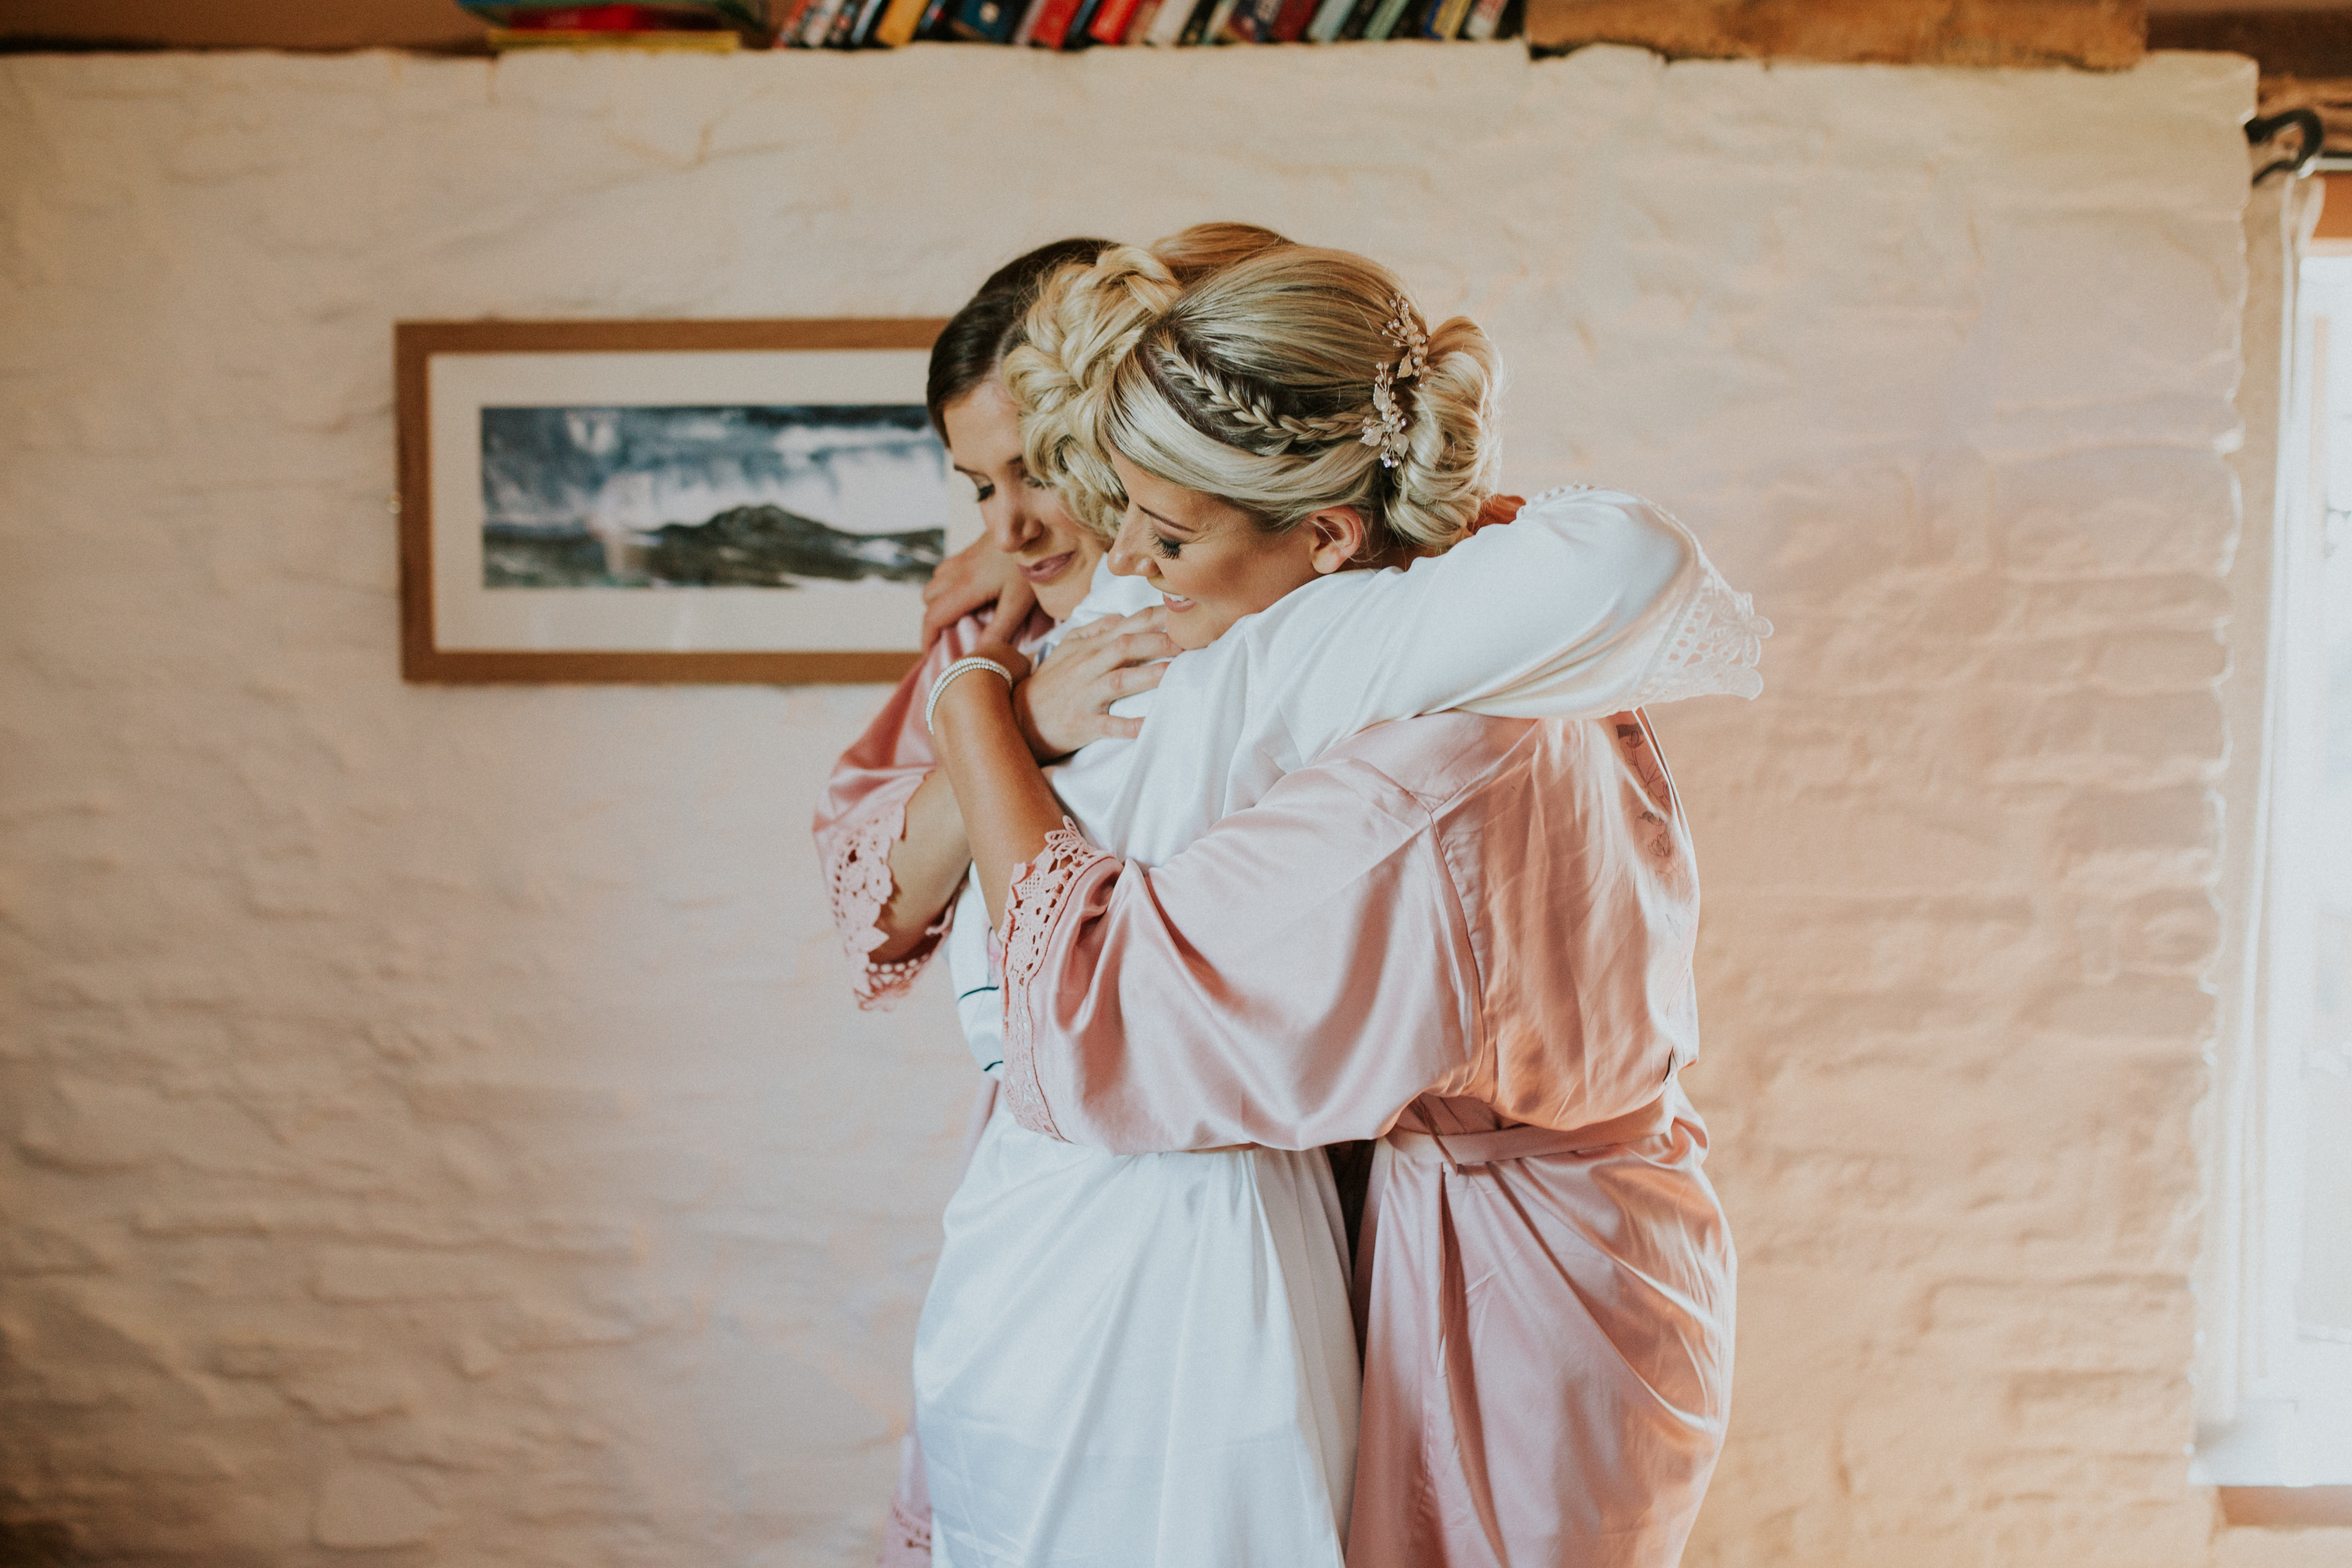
[1153,532,1183,560]
[964,470,1048,504]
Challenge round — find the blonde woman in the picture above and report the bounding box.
[925,243,1763,1567]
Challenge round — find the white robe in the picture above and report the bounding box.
[915,489,1768,1568]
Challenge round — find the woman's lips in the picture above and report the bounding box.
[1019,551,1075,586]
[1159,591,1196,612]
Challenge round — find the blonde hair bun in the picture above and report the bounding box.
[1008,239,1503,553]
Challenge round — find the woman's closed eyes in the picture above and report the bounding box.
[957,466,1050,506]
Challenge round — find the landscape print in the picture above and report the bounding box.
[479,404,949,590]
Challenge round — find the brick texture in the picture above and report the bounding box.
[0,40,2336,1568]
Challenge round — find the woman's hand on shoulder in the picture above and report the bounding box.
[1012,609,1179,761]
[922,537,1040,646]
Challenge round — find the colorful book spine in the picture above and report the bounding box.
[1216,0,1268,39]
[809,0,856,42]
[1424,0,1471,38]
[1148,0,1202,42]
[1025,0,1082,44]
[1088,0,1147,42]
[1014,0,1067,41]
[1182,0,1235,41]
[1304,0,1353,42]
[949,0,1024,40]
[873,0,930,43]
[1458,0,1501,38]
[1356,0,1410,40]
[1268,0,1318,41]
[795,0,845,43]
[463,0,773,34]
[1218,0,1273,41]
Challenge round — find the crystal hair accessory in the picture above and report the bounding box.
[1361,297,1430,470]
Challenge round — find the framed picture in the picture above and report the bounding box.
[395,318,971,684]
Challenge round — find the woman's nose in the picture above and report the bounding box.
[984,497,1041,554]
[1106,512,1152,577]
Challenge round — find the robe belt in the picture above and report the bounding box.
[1349,1086,1679,1351]
[1384,1090,1675,1173]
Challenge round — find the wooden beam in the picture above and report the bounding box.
[1525,0,2146,69]
[0,0,483,51]
[2218,1486,2352,1530]
[2153,11,2352,80]
[2318,174,2352,243]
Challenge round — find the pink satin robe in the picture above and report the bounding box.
[998,710,1735,1568]
[811,606,1050,1568]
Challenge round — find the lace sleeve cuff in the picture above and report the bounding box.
[820,775,952,1012]
[998,819,1119,1142]
[1631,552,1772,708]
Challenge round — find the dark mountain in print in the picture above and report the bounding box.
[640,505,943,587]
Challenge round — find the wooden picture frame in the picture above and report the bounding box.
[395,318,954,684]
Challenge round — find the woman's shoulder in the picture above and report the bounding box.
[1505,486,1697,568]
[1515,482,1649,513]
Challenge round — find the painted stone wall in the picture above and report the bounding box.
[1,41,2335,1567]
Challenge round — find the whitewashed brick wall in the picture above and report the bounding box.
[0,41,2338,1567]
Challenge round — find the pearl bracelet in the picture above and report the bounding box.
[925,656,1016,734]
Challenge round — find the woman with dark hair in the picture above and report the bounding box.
[822,236,1134,1013]
[814,227,1294,1568]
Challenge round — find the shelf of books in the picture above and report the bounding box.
[464,0,1523,56]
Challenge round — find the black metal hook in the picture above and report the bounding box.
[2248,108,2326,186]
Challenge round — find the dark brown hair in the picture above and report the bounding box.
[925,238,1117,438]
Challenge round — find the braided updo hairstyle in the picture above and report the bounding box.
[1006,241,1501,552]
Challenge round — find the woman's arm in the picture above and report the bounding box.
[932,677,1485,1152]
[868,770,974,962]
[1044,491,1762,870]
[1261,488,1730,745]
[818,600,1163,993]
[927,644,1064,927]
[813,609,1050,1005]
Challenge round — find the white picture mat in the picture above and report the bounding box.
[429,349,980,654]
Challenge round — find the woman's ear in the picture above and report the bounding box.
[1303,506,1369,575]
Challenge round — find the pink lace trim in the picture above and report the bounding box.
[823,782,944,1011]
[998,819,1114,1142]
[877,1493,930,1568]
